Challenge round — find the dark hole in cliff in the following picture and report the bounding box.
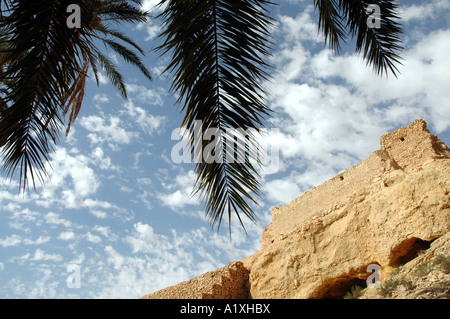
[400,137,405,141]
[389,237,435,267]
[320,277,367,299]
[340,175,344,181]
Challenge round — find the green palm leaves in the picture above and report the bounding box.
[157,0,274,233]
[0,0,151,189]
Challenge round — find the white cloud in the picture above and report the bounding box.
[90,147,119,171]
[7,208,41,232]
[125,222,172,254]
[307,29,450,133]
[89,210,108,219]
[24,236,51,245]
[141,0,166,13]
[123,99,166,135]
[125,84,165,106]
[58,231,76,241]
[96,220,264,298]
[263,175,302,205]
[32,249,63,262]
[259,5,450,207]
[93,93,110,104]
[89,70,108,85]
[80,115,136,149]
[44,212,72,228]
[86,232,102,244]
[36,148,101,209]
[157,170,200,210]
[82,198,114,210]
[144,24,161,41]
[400,0,450,22]
[93,225,111,238]
[0,235,22,247]
[277,7,322,44]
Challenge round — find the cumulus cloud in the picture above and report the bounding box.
[156,170,201,211]
[125,84,165,106]
[400,0,450,22]
[86,232,102,244]
[90,147,120,171]
[93,93,110,104]
[32,248,63,262]
[123,100,166,135]
[263,175,302,205]
[93,225,111,238]
[0,235,22,247]
[58,231,76,241]
[44,212,72,228]
[125,222,172,254]
[36,148,101,209]
[79,115,135,149]
[307,29,450,132]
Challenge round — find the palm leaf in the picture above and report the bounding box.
[315,0,403,77]
[157,0,274,234]
[0,0,152,190]
[0,0,81,189]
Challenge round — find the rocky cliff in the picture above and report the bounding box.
[142,119,450,299]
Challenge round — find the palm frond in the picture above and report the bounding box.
[157,0,274,233]
[63,52,89,136]
[0,0,152,190]
[100,37,152,81]
[315,0,403,77]
[0,0,82,189]
[94,22,146,54]
[315,0,347,53]
[96,0,149,23]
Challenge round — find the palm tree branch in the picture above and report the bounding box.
[0,0,81,189]
[99,37,152,81]
[157,0,274,233]
[314,0,347,53]
[340,0,403,76]
[0,0,152,189]
[315,0,403,77]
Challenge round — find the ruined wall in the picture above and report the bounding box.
[262,119,450,248]
[141,261,249,299]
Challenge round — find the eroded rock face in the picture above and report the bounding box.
[246,159,449,298]
[141,261,250,299]
[142,119,450,299]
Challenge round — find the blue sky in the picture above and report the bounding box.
[1,0,449,298]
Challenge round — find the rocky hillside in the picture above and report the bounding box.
[142,119,450,299]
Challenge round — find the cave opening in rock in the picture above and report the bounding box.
[389,237,436,267]
[320,277,368,299]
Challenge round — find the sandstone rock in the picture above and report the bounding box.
[360,232,450,299]
[140,261,249,299]
[142,119,450,299]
